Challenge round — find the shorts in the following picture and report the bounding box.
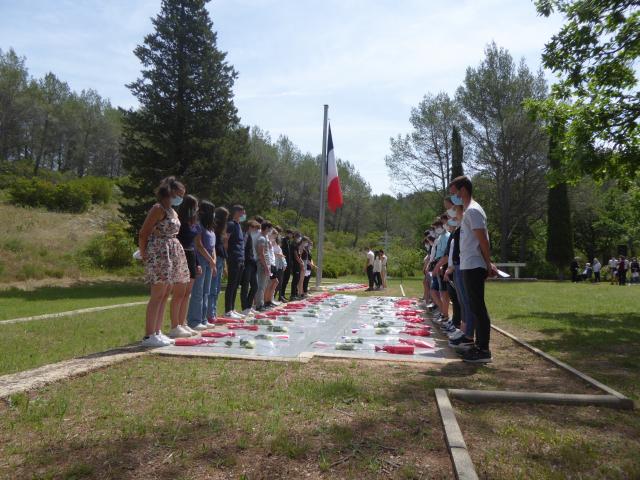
[184,249,197,279]
[270,265,278,280]
[431,276,439,291]
[439,276,448,291]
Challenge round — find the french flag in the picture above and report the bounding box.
[326,124,343,213]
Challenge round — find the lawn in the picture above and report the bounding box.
[1,277,639,478]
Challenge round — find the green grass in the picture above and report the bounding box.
[401,278,640,400]
[0,280,149,320]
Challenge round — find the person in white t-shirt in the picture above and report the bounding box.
[449,175,497,364]
[364,247,375,291]
[373,251,383,289]
[380,249,388,289]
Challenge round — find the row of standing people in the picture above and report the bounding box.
[571,257,639,285]
[364,248,388,291]
[421,176,497,363]
[137,176,315,347]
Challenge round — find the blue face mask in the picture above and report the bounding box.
[239,214,247,222]
[171,195,183,207]
[447,219,459,227]
[451,194,463,206]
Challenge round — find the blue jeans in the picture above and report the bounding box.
[187,253,213,327]
[454,265,476,338]
[210,256,225,318]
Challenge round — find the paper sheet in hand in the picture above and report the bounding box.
[497,269,510,278]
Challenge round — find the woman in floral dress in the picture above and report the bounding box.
[138,177,191,347]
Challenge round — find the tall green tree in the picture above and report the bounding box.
[450,125,464,180]
[532,0,640,179]
[120,0,264,231]
[545,121,573,277]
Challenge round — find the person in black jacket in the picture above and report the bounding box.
[279,230,294,301]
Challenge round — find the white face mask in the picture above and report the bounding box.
[447,207,456,217]
[435,227,444,235]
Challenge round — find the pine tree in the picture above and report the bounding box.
[546,121,574,278]
[120,0,267,231]
[450,125,464,180]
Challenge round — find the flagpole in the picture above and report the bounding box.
[316,105,329,288]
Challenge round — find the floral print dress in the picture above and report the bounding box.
[144,205,190,285]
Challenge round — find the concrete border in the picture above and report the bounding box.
[491,324,634,408]
[434,388,479,480]
[448,389,633,410]
[0,301,147,325]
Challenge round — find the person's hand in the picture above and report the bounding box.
[487,262,498,278]
[444,268,452,282]
[196,265,203,276]
[209,258,216,270]
[211,265,217,277]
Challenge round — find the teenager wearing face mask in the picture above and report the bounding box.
[429,220,449,317]
[445,203,476,351]
[138,176,191,347]
[240,220,260,314]
[449,175,497,363]
[254,221,273,311]
[224,205,246,319]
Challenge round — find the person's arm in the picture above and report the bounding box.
[474,229,497,277]
[195,234,215,268]
[138,205,164,261]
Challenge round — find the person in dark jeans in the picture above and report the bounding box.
[279,230,294,301]
[290,234,303,299]
[224,205,246,318]
[240,220,260,313]
[364,247,374,291]
[449,176,497,363]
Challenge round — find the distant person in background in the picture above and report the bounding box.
[618,256,627,286]
[290,233,303,299]
[210,207,229,319]
[592,258,601,283]
[570,258,580,282]
[581,263,592,282]
[373,250,383,289]
[296,236,309,297]
[380,249,388,289]
[364,247,375,291]
[174,194,202,337]
[224,205,246,319]
[303,241,315,295]
[138,177,190,347]
[186,200,217,331]
[608,256,618,284]
[631,257,639,284]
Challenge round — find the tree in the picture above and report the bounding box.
[450,125,464,180]
[0,49,29,161]
[120,0,264,231]
[386,92,466,203]
[457,43,549,261]
[533,0,640,179]
[545,121,573,277]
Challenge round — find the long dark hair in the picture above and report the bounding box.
[199,200,215,231]
[214,206,229,236]
[177,194,198,226]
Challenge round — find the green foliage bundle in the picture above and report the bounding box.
[82,222,135,269]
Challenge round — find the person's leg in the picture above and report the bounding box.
[170,282,189,329]
[255,264,268,309]
[447,281,460,329]
[366,265,374,289]
[225,261,242,313]
[291,268,299,298]
[146,283,169,336]
[462,268,491,352]
[302,274,309,294]
[249,263,258,307]
[200,263,213,324]
[439,281,450,318]
[280,267,290,299]
[210,256,225,318]
[268,278,279,302]
[297,269,305,296]
[455,266,475,339]
[381,270,387,289]
[181,278,195,326]
[187,260,207,327]
[430,276,442,312]
[154,283,172,334]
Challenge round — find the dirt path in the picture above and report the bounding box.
[0,345,150,398]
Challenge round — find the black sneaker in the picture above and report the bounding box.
[449,335,474,347]
[279,296,289,303]
[462,347,492,363]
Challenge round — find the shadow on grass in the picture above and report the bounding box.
[0,280,149,302]
[503,311,640,398]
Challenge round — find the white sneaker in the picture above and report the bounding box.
[193,323,208,331]
[156,332,175,345]
[226,311,243,319]
[181,325,198,336]
[141,334,167,348]
[449,329,465,340]
[232,311,245,319]
[241,308,252,316]
[168,326,192,339]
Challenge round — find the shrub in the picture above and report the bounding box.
[52,182,91,213]
[83,221,135,269]
[8,178,56,208]
[70,176,113,204]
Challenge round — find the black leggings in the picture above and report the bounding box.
[366,265,374,289]
[280,267,290,298]
[462,268,491,350]
[303,274,311,293]
[291,267,300,297]
[225,261,244,313]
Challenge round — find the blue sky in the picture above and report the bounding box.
[0,0,563,194]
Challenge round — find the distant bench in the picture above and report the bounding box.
[495,263,526,279]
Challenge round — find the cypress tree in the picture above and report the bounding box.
[120,0,268,231]
[546,121,574,278]
[450,125,464,180]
